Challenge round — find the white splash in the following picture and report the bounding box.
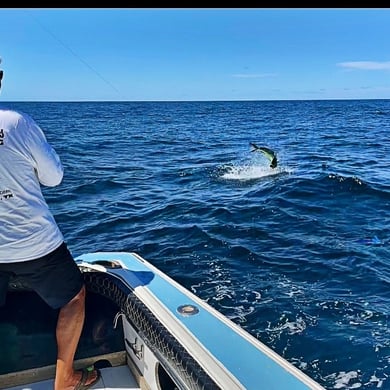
[332,371,362,389]
[221,163,283,181]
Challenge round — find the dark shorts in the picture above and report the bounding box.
[0,242,84,309]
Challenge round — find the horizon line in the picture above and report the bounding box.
[2,97,390,103]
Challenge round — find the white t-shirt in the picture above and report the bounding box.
[0,107,64,262]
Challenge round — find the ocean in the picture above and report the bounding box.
[5,100,390,389]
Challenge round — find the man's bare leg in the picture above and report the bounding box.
[54,285,98,390]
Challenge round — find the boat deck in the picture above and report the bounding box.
[2,351,140,390]
[5,365,139,390]
[0,286,136,390]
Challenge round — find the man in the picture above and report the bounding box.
[0,66,100,389]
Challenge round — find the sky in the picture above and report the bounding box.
[1,8,390,102]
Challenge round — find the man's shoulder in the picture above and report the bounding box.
[0,106,33,123]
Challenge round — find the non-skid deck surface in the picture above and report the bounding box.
[4,365,140,390]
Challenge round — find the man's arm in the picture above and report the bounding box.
[27,119,64,187]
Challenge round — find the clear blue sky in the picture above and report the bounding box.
[1,8,390,102]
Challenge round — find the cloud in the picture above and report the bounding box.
[232,73,277,78]
[337,61,390,70]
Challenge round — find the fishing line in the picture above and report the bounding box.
[26,10,124,99]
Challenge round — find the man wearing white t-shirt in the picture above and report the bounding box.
[0,66,100,390]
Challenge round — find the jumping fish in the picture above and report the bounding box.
[250,142,278,169]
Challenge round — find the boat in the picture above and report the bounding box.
[0,251,325,390]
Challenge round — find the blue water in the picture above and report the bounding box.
[6,100,390,389]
